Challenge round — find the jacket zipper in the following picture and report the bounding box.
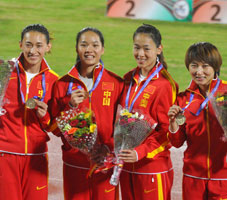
[206,106,211,179]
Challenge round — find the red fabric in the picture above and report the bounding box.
[183,175,227,200]
[0,54,59,154]
[120,65,178,174]
[63,163,117,200]
[168,79,227,179]
[120,170,173,200]
[49,63,124,198]
[0,153,48,200]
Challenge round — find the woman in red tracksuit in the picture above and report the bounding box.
[0,24,58,200]
[168,42,227,199]
[118,24,178,200]
[49,27,124,200]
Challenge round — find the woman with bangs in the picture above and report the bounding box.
[168,42,227,199]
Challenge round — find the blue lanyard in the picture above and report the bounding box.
[67,79,82,95]
[182,93,194,112]
[16,63,46,103]
[188,79,220,116]
[67,60,104,96]
[125,63,163,112]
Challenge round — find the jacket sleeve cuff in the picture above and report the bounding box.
[39,112,51,129]
[169,125,179,134]
[47,118,62,137]
[134,144,147,161]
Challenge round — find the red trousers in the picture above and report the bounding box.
[63,163,119,200]
[120,170,173,200]
[0,153,48,200]
[183,175,227,200]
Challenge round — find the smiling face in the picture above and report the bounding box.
[19,31,51,72]
[133,33,162,76]
[76,31,104,69]
[189,61,215,93]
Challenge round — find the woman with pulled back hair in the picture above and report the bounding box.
[118,24,178,200]
[0,24,59,200]
[49,27,124,200]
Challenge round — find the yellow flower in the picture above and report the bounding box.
[85,112,90,119]
[216,96,224,102]
[90,124,97,133]
[121,111,132,118]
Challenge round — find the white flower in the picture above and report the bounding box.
[139,115,144,120]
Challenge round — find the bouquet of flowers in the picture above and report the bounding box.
[110,105,157,186]
[56,107,97,155]
[0,59,15,116]
[210,87,227,141]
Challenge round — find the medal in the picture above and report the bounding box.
[25,98,36,109]
[176,113,186,125]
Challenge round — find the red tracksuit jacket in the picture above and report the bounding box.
[49,63,124,167]
[168,79,227,179]
[0,54,59,154]
[121,64,178,173]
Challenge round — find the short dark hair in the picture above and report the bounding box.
[185,42,222,73]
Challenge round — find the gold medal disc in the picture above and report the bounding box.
[25,98,36,109]
[176,113,186,125]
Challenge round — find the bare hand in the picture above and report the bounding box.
[35,100,48,118]
[118,149,137,163]
[168,105,182,132]
[70,89,88,107]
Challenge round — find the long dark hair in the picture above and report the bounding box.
[133,24,167,69]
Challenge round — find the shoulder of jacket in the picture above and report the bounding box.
[104,68,124,82]
[123,68,136,80]
[221,80,227,85]
[47,69,59,79]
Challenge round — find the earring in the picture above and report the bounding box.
[156,56,160,64]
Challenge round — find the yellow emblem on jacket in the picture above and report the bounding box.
[103,91,111,106]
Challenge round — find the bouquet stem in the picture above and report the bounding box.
[109,159,123,186]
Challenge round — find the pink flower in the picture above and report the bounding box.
[127,118,135,123]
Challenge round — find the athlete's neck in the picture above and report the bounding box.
[23,60,41,74]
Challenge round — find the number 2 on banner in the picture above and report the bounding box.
[107,0,137,18]
[193,1,227,24]
[126,1,135,17]
[211,4,221,21]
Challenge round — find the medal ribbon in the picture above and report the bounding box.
[16,62,46,104]
[67,60,104,96]
[182,93,194,112]
[125,63,163,112]
[186,78,220,116]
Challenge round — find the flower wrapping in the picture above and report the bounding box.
[0,60,14,116]
[210,87,227,141]
[110,104,157,186]
[56,107,97,155]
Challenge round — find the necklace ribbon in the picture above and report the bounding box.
[67,60,104,96]
[16,62,46,104]
[186,79,220,116]
[125,63,163,112]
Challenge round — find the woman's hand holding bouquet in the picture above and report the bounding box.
[109,105,157,186]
